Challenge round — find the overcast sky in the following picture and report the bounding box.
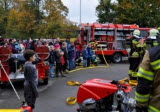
[61,0,116,24]
[61,0,99,24]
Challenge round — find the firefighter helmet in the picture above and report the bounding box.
[133,30,140,36]
[149,29,159,39]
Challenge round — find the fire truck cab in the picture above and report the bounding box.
[79,23,139,63]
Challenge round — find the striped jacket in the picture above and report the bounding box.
[135,46,160,112]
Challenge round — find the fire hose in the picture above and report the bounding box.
[68,44,110,74]
[66,44,137,105]
[100,45,109,67]
[66,45,111,104]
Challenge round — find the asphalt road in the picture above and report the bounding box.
[0,62,135,112]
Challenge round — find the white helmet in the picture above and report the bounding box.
[149,29,159,39]
[133,30,140,36]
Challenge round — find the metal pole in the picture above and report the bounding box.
[80,0,81,24]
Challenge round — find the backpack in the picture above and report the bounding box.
[60,56,65,65]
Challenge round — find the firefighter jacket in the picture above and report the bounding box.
[129,38,146,58]
[146,38,159,49]
[135,46,160,112]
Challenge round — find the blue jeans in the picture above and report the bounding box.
[69,59,74,70]
[73,60,75,68]
[83,59,87,67]
[49,63,54,77]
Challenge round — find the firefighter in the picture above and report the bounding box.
[127,29,146,80]
[89,40,98,50]
[146,29,159,48]
[135,31,160,112]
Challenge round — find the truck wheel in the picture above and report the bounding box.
[112,53,122,63]
[0,82,7,89]
[43,69,49,85]
[100,56,105,64]
[43,78,48,85]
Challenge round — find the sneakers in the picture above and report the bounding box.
[64,70,69,74]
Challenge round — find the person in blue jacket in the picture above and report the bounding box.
[66,38,71,51]
[87,44,92,67]
[82,45,88,67]
[68,43,75,70]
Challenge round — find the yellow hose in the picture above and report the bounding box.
[66,81,82,86]
[66,43,110,105]
[118,77,138,87]
[66,97,77,105]
[100,45,110,67]
[0,109,23,112]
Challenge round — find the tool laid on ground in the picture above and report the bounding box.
[66,81,81,105]
[66,97,77,105]
[67,81,82,86]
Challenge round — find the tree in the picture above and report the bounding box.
[96,0,116,23]
[60,20,79,38]
[5,0,36,38]
[0,5,6,35]
[96,0,160,27]
[0,0,12,36]
[43,0,69,38]
[0,0,79,39]
[114,0,160,27]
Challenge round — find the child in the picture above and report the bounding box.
[48,45,55,78]
[87,44,92,67]
[92,51,98,66]
[23,50,38,110]
[82,45,88,67]
[54,44,66,77]
[61,42,69,74]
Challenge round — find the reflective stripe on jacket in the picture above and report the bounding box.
[136,47,160,110]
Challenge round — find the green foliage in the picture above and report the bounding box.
[0,0,78,39]
[96,0,116,23]
[96,0,160,27]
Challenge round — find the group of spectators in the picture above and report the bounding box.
[46,38,98,78]
[0,37,98,78]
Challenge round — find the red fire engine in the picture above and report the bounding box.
[78,23,149,63]
[0,45,50,86]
